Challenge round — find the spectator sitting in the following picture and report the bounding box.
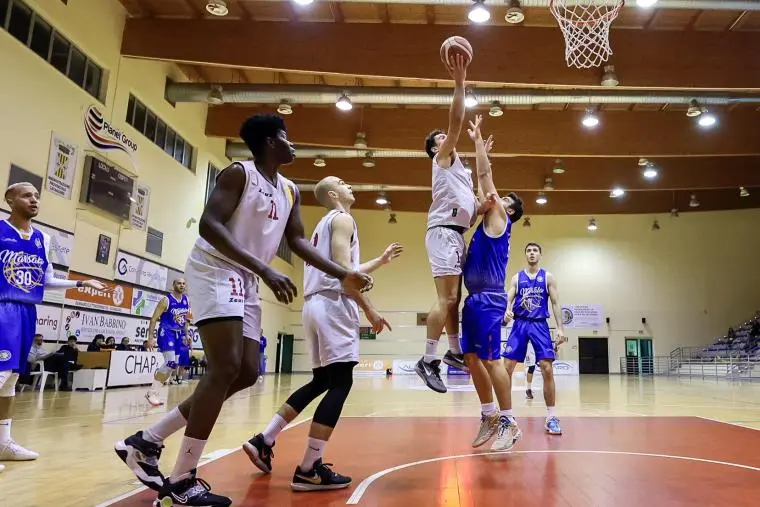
[58,336,82,369]
[26,334,73,391]
[116,337,134,351]
[141,338,157,352]
[87,334,105,352]
[102,336,116,350]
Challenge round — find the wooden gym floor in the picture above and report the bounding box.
[3,374,760,506]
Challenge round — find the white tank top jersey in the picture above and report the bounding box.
[193,160,296,273]
[427,152,477,230]
[304,209,360,297]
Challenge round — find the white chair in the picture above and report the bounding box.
[29,361,59,393]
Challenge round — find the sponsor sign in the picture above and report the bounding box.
[65,273,134,314]
[129,183,150,231]
[83,104,138,168]
[0,211,74,267]
[354,358,391,374]
[36,304,63,339]
[107,350,165,387]
[552,360,579,376]
[392,359,418,375]
[45,132,78,200]
[115,251,168,290]
[562,304,605,329]
[131,289,164,317]
[59,308,150,344]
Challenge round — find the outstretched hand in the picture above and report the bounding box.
[467,114,484,142]
[381,242,403,264]
[445,53,467,83]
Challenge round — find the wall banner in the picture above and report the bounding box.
[115,250,167,291]
[561,304,605,329]
[46,132,78,200]
[107,351,165,387]
[83,104,138,169]
[59,308,150,344]
[129,183,150,231]
[65,273,134,314]
[36,304,63,340]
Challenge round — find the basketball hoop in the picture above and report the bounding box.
[549,0,624,69]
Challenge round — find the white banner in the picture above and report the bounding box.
[129,183,150,231]
[130,288,164,317]
[115,251,168,290]
[561,304,605,329]
[59,308,150,344]
[107,350,165,387]
[45,132,78,200]
[36,304,63,340]
[0,211,73,267]
[552,360,579,376]
[189,326,202,350]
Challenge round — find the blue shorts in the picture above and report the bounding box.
[461,292,507,361]
[0,302,37,373]
[503,318,555,363]
[176,345,191,367]
[158,327,182,353]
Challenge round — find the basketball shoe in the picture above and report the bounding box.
[145,389,164,407]
[471,412,499,448]
[153,469,230,507]
[114,431,165,491]
[526,388,534,400]
[415,358,447,393]
[491,416,522,452]
[545,416,562,435]
[0,440,39,460]
[291,459,351,492]
[442,350,469,372]
[242,433,274,473]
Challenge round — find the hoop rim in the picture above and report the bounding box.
[549,0,625,27]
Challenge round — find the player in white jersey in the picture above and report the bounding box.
[243,176,400,491]
[417,54,476,393]
[114,115,373,507]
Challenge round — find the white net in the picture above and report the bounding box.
[550,0,625,69]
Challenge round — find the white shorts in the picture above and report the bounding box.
[302,291,360,369]
[425,226,466,277]
[184,248,262,341]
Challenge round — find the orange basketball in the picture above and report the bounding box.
[440,36,473,67]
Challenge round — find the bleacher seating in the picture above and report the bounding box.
[697,315,760,360]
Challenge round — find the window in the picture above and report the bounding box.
[125,94,196,171]
[205,163,220,204]
[146,227,163,257]
[1,0,105,100]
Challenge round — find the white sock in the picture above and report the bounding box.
[526,379,532,389]
[547,406,557,417]
[447,333,462,355]
[144,408,187,444]
[424,339,439,363]
[481,402,497,415]
[0,419,10,442]
[261,414,288,446]
[500,409,513,419]
[170,436,207,483]
[299,437,326,472]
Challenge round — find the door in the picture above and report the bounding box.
[625,338,639,375]
[625,338,654,375]
[280,333,294,374]
[578,337,609,374]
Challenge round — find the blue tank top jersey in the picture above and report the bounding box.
[0,220,49,304]
[159,293,190,331]
[513,268,550,320]
[463,217,512,294]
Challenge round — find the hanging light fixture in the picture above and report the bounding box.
[313,157,326,168]
[651,220,660,231]
[207,85,224,105]
[600,65,619,87]
[505,0,525,23]
[689,194,700,208]
[335,93,353,111]
[376,192,389,206]
[587,218,598,232]
[468,0,491,23]
[523,217,531,228]
[686,99,704,118]
[552,159,565,174]
[206,0,229,16]
[354,132,367,149]
[276,100,293,115]
[543,176,554,191]
[464,88,478,108]
[388,212,397,224]
[698,112,717,128]
[636,0,659,9]
[362,152,376,168]
[739,187,750,197]
[582,108,600,128]
[642,164,658,179]
[489,101,504,117]
[610,187,625,198]
[535,193,548,205]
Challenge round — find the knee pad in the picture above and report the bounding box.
[0,372,19,397]
[286,367,331,412]
[313,363,355,428]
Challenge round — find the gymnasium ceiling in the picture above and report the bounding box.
[117,0,760,216]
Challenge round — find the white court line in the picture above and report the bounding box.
[696,415,760,431]
[94,416,313,507]
[346,449,760,505]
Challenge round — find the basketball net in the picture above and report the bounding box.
[550,0,624,69]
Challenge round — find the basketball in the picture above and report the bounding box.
[440,36,473,67]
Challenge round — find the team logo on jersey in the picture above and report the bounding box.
[34,238,42,249]
[0,350,11,361]
[537,276,543,283]
[0,250,46,292]
[519,286,544,312]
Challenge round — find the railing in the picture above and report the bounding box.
[620,355,760,380]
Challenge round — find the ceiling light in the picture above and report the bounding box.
[587,218,598,232]
[670,208,679,218]
[354,132,368,149]
[505,0,524,23]
[543,176,554,191]
[523,217,531,228]
[489,101,504,117]
[610,187,625,198]
[642,165,658,179]
[362,152,376,168]
[376,192,389,206]
[698,113,717,128]
[468,1,491,23]
[651,220,660,231]
[388,212,397,224]
[205,0,229,16]
[638,157,649,166]
[552,159,565,174]
[689,194,700,208]
[207,85,224,105]
[686,99,703,118]
[535,193,548,205]
[636,0,659,7]
[601,65,619,87]
[335,93,353,111]
[739,187,749,197]
[293,0,314,5]
[464,88,478,108]
[582,110,599,128]
[277,100,293,115]
[313,157,326,168]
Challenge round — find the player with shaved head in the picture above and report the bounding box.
[243,175,402,491]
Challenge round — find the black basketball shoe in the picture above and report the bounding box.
[153,469,231,507]
[290,459,352,492]
[242,433,274,473]
[114,431,165,491]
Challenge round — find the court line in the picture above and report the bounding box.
[346,449,760,504]
[94,416,313,507]
[695,415,760,431]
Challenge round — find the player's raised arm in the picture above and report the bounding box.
[285,186,373,294]
[435,55,468,168]
[358,242,403,275]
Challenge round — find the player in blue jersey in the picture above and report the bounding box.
[0,182,103,472]
[504,242,568,435]
[460,115,524,451]
[145,278,191,406]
